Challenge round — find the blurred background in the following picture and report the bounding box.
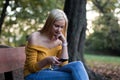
[0,0,120,80]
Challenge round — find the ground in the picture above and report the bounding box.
[88,62,120,80]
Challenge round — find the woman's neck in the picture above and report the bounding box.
[40,30,57,41]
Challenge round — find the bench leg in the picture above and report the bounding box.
[5,71,13,80]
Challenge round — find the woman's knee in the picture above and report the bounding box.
[61,61,85,70]
[70,61,84,66]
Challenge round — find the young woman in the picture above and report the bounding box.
[24,9,89,80]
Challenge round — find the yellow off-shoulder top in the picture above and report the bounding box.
[24,43,68,77]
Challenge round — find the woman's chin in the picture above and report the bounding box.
[53,35,58,40]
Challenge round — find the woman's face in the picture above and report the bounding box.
[51,19,65,38]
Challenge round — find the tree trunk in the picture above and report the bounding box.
[0,0,10,34]
[64,0,107,80]
[64,0,86,62]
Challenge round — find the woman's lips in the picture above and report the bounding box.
[55,31,60,35]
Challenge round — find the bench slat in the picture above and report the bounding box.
[0,47,26,73]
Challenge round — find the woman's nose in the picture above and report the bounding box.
[57,27,62,31]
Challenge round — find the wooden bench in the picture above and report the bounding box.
[0,45,25,80]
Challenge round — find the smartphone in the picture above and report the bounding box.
[58,59,68,62]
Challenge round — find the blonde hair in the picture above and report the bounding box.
[41,9,68,37]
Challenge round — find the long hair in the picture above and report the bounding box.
[41,9,68,37]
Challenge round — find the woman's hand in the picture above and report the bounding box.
[47,56,61,65]
[38,56,61,69]
[57,32,67,43]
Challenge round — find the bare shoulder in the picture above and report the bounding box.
[27,31,40,44]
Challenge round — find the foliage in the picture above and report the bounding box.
[87,14,120,50]
[86,0,120,53]
[91,0,119,13]
[0,0,65,47]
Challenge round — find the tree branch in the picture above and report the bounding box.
[0,0,10,34]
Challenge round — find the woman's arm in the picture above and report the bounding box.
[58,32,69,59]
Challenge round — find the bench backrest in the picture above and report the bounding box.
[0,47,26,80]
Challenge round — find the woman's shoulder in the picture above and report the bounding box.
[27,31,40,43]
[30,31,40,36]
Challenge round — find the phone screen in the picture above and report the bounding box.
[58,59,68,62]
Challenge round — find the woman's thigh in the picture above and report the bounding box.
[57,61,89,80]
[25,69,72,80]
[57,61,84,71]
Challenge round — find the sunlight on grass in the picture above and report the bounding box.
[84,54,120,66]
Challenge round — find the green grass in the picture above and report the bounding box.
[84,54,120,65]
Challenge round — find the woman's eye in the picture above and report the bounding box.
[54,24,59,27]
[61,26,63,28]
[54,24,63,28]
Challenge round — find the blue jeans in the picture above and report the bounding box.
[25,61,89,80]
